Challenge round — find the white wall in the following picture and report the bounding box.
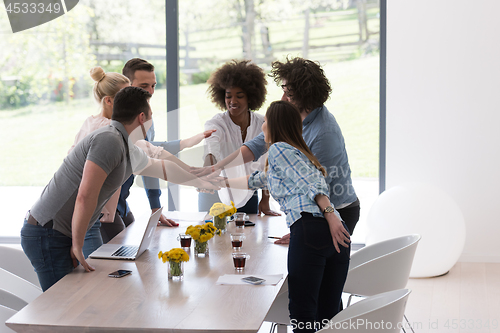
[386,0,500,262]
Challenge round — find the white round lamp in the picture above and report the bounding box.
[366,182,466,278]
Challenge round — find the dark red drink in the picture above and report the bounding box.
[235,220,245,227]
[180,237,191,247]
[233,256,246,269]
[232,240,242,248]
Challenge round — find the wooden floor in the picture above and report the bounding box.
[258,262,500,333]
[404,262,500,333]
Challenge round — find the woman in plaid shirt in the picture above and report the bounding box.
[248,100,351,332]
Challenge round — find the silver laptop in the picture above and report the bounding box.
[89,208,162,260]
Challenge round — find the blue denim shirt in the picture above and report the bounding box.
[244,105,357,208]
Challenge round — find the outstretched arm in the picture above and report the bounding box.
[136,140,192,172]
[191,145,256,177]
[180,129,216,151]
[136,158,223,191]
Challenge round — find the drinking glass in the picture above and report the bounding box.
[230,233,245,251]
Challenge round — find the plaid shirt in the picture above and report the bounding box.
[248,142,336,227]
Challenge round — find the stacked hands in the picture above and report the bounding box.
[192,165,228,194]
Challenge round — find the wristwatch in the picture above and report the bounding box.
[323,206,335,214]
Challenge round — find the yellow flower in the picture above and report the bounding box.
[158,248,190,263]
[210,201,237,219]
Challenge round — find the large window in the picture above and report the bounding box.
[176,0,381,243]
[0,0,168,241]
[0,0,380,244]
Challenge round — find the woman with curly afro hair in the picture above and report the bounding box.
[199,59,278,215]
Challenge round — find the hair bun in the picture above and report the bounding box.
[90,66,106,82]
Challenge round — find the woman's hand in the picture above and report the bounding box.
[274,233,290,244]
[325,212,350,253]
[71,245,95,272]
[154,208,179,227]
[258,192,281,216]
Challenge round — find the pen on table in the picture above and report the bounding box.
[268,236,281,239]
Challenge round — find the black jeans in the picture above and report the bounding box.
[288,213,351,333]
[337,198,360,235]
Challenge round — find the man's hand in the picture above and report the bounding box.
[274,233,290,245]
[71,245,95,272]
[203,129,216,138]
[153,208,179,227]
[180,129,217,151]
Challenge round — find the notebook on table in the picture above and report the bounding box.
[89,208,162,260]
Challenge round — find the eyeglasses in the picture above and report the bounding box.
[281,85,293,97]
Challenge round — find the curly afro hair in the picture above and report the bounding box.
[269,57,332,112]
[207,59,267,111]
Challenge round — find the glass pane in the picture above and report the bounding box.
[178,0,380,243]
[0,0,167,241]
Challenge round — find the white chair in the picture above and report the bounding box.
[0,305,17,333]
[264,279,289,333]
[343,234,420,332]
[0,245,40,288]
[318,289,411,332]
[0,289,27,312]
[0,268,42,310]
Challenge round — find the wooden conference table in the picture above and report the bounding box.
[7,214,290,333]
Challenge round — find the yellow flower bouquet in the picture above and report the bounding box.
[186,222,220,257]
[209,201,237,233]
[158,248,189,280]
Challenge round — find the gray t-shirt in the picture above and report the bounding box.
[30,121,132,238]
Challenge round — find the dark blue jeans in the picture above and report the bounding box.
[288,213,351,333]
[82,221,103,259]
[20,220,74,292]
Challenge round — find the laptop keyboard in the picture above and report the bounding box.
[111,245,138,258]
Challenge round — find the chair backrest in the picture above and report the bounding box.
[0,290,27,312]
[343,235,420,297]
[264,288,289,325]
[0,245,40,288]
[0,305,17,333]
[318,289,411,332]
[0,268,42,306]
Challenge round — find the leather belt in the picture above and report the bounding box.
[25,211,53,228]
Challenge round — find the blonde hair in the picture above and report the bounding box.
[90,66,130,107]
